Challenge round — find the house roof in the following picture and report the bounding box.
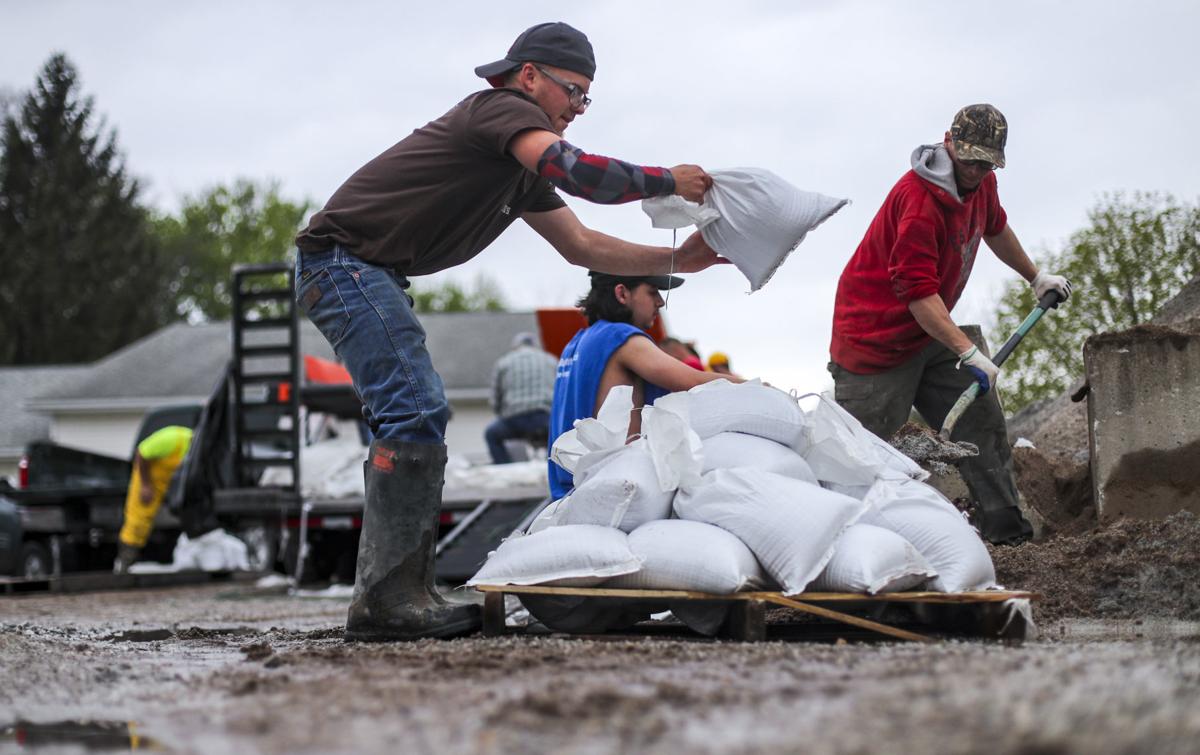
[0,365,88,456]
[25,311,544,411]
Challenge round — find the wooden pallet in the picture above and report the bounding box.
[476,585,1039,643]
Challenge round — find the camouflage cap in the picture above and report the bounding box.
[950,104,1007,168]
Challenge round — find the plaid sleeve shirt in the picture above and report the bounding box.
[493,346,558,419]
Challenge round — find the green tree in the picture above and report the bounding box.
[411,273,509,313]
[990,192,1200,412]
[0,54,171,364]
[152,179,311,321]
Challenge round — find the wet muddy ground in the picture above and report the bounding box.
[3,582,1199,754]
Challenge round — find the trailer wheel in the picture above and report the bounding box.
[20,541,52,578]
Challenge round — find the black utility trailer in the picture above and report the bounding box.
[1,263,544,584]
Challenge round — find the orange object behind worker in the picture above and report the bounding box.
[536,308,667,358]
[304,354,354,384]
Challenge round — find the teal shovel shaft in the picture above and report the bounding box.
[937,290,1064,441]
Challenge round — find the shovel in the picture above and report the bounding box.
[938,289,1066,441]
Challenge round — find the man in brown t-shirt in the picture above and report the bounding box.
[295,22,724,642]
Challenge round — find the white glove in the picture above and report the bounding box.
[957,346,998,395]
[1031,270,1072,301]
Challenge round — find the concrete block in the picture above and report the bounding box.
[1085,325,1200,521]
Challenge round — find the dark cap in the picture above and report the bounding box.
[589,271,684,291]
[474,22,596,86]
[950,104,1008,168]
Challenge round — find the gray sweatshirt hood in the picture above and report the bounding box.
[911,144,961,203]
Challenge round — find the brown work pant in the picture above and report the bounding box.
[828,331,1032,543]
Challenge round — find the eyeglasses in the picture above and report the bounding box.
[959,158,996,171]
[534,65,591,110]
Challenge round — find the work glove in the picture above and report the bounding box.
[957,346,998,395]
[1031,270,1072,301]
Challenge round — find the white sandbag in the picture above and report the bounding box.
[642,168,848,291]
[171,529,250,572]
[641,193,721,230]
[466,525,641,588]
[862,477,996,592]
[820,481,873,500]
[606,520,765,594]
[701,432,817,484]
[640,404,704,491]
[550,385,635,475]
[673,469,868,595]
[800,393,927,487]
[526,497,565,534]
[811,523,937,594]
[656,379,809,449]
[560,440,675,532]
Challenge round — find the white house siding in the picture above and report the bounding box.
[0,457,18,485]
[44,400,497,467]
[443,400,492,463]
[51,412,144,460]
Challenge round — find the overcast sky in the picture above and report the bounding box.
[4,1,1199,392]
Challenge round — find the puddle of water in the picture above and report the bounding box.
[1,720,164,751]
[1048,618,1200,642]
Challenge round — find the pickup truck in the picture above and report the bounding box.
[0,405,200,578]
[0,263,548,583]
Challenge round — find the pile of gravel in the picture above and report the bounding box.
[991,511,1200,623]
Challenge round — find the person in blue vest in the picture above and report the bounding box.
[548,272,742,498]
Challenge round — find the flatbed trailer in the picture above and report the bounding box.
[0,263,545,585]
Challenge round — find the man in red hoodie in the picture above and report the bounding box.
[829,104,1072,545]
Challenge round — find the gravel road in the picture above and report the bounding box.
[3,582,1198,754]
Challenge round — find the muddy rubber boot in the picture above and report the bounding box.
[975,506,1034,546]
[344,440,480,642]
[113,543,141,574]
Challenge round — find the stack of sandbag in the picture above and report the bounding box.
[467,381,998,632]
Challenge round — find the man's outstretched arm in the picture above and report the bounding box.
[509,129,712,204]
[985,225,1073,301]
[615,336,743,393]
[523,205,725,275]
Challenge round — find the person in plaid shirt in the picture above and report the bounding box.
[485,333,557,464]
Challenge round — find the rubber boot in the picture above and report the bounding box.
[344,439,480,642]
[113,543,141,574]
[973,506,1034,546]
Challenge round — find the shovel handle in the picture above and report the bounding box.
[992,289,1065,367]
[937,289,1065,441]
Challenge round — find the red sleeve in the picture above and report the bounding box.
[888,186,943,303]
[983,173,1007,236]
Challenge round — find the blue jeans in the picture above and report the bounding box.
[295,246,450,444]
[484,410,550,464]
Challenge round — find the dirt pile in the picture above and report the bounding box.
[1011,445,1095,537]
[1153,274,1200,328]
[1007,390,1090,467]
[888,423,977,475]
[991,510,1200,623]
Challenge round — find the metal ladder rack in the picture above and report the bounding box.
[230,263,301,492]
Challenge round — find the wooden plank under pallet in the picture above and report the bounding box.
[475,585,1039,643]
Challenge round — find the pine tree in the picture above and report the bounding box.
[0,53,172,364]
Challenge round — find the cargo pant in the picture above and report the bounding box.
[119,447,185,549]
[828,330,1033,544]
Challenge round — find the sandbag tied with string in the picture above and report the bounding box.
[642,168,849,291]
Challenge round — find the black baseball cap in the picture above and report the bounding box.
[589,271,684,291]
[474,22,596,86]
